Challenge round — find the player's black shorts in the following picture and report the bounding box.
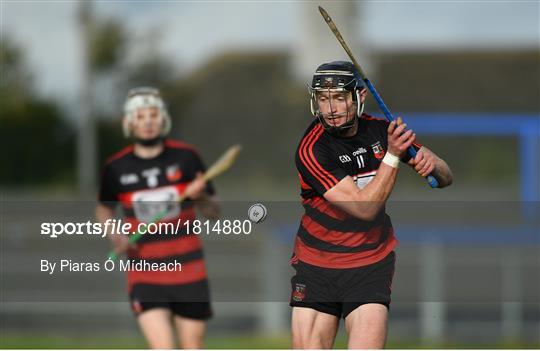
[129,280,212,320]
[290,251,395,319]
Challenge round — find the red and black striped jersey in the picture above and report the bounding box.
[293,114,421,269]
[99,139,215,289]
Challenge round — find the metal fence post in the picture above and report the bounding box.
[420,242,445,344]
[501,250,522,341]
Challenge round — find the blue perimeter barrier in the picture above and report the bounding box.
[405,113,539,202]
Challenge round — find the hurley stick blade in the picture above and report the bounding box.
[203,144,242,181]
[318,6,367,80]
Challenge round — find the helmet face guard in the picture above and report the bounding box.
[122,87,171,138]
[308,61,365,135]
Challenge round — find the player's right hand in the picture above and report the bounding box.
[387,117,416,159]
[184,172,207,200]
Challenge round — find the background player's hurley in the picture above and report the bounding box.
[107,144,242,261]
[319,6,439,188]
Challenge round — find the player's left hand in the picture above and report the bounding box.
[184,172,207,200]
[408,147,436,177]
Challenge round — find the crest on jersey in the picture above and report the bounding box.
[292,283,306,302]
[371,141,386,160]
[166,164,182,182]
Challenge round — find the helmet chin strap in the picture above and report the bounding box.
[317,112,357,136]
[134,136,164,147]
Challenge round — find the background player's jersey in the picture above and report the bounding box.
[99,139,215,290]
[294,114,421,269]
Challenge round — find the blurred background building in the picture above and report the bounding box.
[1,1,538,348]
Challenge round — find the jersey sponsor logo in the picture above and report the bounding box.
[339,154,352,163]
[131,186,181,222]
[353,170,377,189]
[166,164,182,182]
[120,173,139,185]
[292,283,306,302]
[371,141,385,160]
[141,167,161,188]
[352,147,367,156]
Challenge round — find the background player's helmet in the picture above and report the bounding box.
[122,87,171,138]
[308,61,366,134]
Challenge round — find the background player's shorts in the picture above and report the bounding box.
[290,251,395,319]
[129,280,212,320]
